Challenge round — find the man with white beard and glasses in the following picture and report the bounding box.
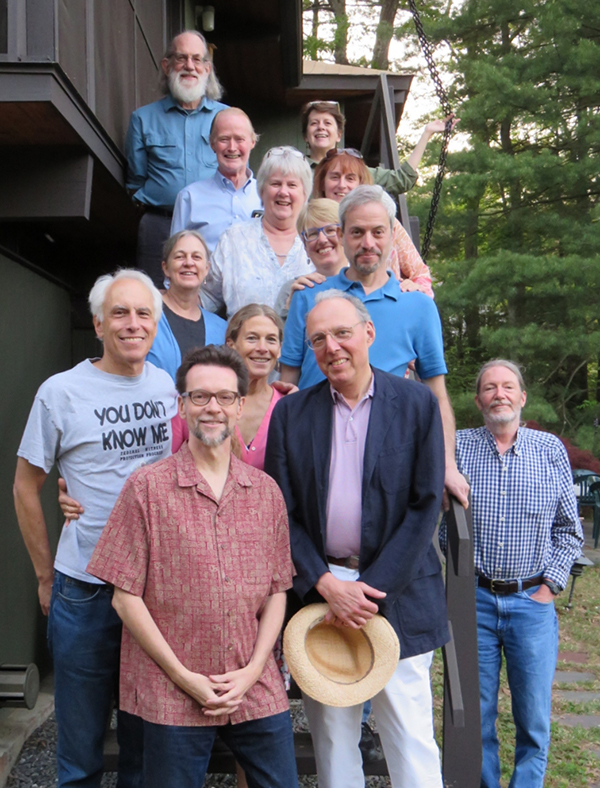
[127,30,228,287]
[440,359,583,788]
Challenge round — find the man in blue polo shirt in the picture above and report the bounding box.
[280,185,469,506]
[126,30,228,287]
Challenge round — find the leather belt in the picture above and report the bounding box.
[477,574,544,596]
[327,555,359,571]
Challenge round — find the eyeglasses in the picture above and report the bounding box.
[301,224,340,243]
[266,146,305,160]
[181,389,239,407]
[305,322,364,351]
[171,53,210,67]
[306,101,341,113]
[325,147,363,161]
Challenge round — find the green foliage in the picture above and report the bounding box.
[412,0,600,442]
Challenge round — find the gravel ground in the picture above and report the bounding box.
[7,701,391,787]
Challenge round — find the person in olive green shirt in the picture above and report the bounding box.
[301,100,456,196]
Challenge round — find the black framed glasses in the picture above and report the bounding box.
[324,147,363,161]
[181,390,239,407]
[301,224,340,243]
[305,322,364,351]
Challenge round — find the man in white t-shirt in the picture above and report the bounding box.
[13,269,178,788]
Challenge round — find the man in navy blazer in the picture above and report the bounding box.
[265,290,448,788]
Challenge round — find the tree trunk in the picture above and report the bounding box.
[311,3,319,39]
[328,0,349,64]
[372,0,400,70]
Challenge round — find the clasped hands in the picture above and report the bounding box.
[179,662,261,717]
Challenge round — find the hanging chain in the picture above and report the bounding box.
[407,0,453,260]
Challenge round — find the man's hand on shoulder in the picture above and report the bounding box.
[443,464,470,510]
[315,572,386,629]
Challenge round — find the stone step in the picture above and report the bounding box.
[554,670,595,684]
[558,651,589,664]
[554,690,600,703]
[553,714,600,729]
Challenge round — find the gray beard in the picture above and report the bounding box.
[169,70,208,105]
[352,255,383,276]
[191,420,231,448]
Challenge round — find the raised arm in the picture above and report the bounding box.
[13,458,52,614]
[406,115,459,172]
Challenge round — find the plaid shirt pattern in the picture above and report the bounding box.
[441,427,583,590]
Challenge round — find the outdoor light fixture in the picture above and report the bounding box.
[195,6,215,32]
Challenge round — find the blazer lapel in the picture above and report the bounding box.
[362,371,399,494]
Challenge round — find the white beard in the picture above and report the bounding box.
[168,69,208,105]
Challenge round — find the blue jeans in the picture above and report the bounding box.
[143,711,299,788]
[476,585,558,788]
[48,570,143,788]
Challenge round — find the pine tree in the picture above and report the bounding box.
[411,0,600,440]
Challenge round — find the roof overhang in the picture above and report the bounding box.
[289,60,414,158]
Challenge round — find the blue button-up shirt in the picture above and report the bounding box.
[170,169,262,251]
[126,95,229,208]
[441,426,583,589]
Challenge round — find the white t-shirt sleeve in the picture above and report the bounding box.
[17,390,62,474]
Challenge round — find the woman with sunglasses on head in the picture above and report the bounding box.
[313,148,434,297]
[201,146,314,319]
[301,100,457,197]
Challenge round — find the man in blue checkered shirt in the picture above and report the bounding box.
[451,359,583,788]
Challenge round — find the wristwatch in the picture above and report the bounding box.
[542,579,561,595]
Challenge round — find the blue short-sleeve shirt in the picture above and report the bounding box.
[280,268,447,389]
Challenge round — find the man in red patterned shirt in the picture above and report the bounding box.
[88,344,298,788]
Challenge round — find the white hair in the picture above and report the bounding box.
[339,185,396,230]
[256,147,313,201]
[161,30,224,101]
[311,288,371,323]
[88,269,163,324]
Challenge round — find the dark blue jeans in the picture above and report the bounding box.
[48,570,143,788]
[143,711,299,788]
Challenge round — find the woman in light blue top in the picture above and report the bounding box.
[147,230,227,381]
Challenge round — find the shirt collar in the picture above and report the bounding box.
[335,268,400,300]
[482,425,523,456]
[330,371,375,407]
[175,442,254,495]
[215,168,254,191]
[163,94,216,114]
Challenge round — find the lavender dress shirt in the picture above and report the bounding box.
[325,376,374,558]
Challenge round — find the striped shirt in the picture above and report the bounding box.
[441,426,583,589]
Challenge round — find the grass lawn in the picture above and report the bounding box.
[433,566,600,787]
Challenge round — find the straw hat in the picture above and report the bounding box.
[283,603,400,707]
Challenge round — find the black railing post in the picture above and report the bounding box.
[442,495,482,787]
